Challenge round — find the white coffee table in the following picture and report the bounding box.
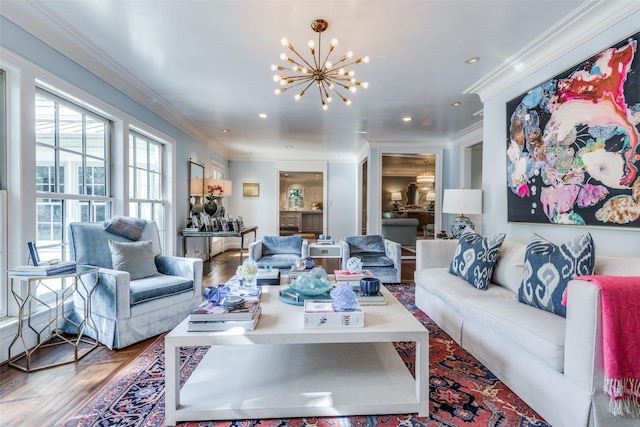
[165,285,428,425]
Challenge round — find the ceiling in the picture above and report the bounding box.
[3,0,593,162]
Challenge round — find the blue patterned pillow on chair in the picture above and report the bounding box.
[449,228,506,290]
[103,215,147,241]
[517,233,595,317]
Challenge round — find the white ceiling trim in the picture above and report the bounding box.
[464,0,640,102]
[2,1,229,157]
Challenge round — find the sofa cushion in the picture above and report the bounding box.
[415,267,566,372]
[345,235,386,255]
[129,274,194,305]
[108,239,159,280]
[518,233,595,317]
[254,254,300,269]
[103,215,147,241]
[449,228,506,290]
[357,253,395,267]
[491,240,526,294]
[262,235,302,256]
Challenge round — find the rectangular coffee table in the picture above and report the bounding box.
[165,285,429,425]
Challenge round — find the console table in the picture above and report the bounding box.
[180,226,258,262]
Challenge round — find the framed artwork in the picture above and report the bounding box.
[506,31,640,228]
[243,183,260,197]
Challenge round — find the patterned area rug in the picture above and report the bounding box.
[63,283,550,427]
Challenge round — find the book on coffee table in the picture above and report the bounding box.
[257,268,280,285]
[333,269,375,286]
[355,291,387,306]
[190,299,259,321]
[187,307,261,331]
[303,300,364,328]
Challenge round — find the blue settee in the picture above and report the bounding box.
[67,221,202,349]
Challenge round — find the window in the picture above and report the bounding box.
[35,89,112,264]
[0,69,7,318]
[129,131,165,243]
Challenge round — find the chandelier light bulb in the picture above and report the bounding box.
[363,56,370,63]
[294,93,301,100]
[325,61,333,69]
[281,37,288,46]
[274,89,282,95]
[308,40,315,49]
[322,102,328,111]
[345,99,352,106]
[362,82,369,89]
[273,75,280,82]
[349,87,357,93]
[327,95,332,102]
[331,38,338,47]
[280,53,287,61]
[347,51,354,58]
[338,68,346,75]
[348,70,355,77]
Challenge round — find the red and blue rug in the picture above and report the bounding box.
[63,283,550,427]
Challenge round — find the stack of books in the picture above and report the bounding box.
[256,268,280,285]
[315,239,334,245]
[187,298,261,332]
[303,300,364,328]
[8,261,77,277]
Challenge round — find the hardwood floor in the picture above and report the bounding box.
[0,250,416,427]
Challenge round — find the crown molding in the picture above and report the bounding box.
[446,120,483,147]
[464,0,640,102]
[1,1,230,158]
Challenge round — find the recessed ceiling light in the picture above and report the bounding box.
[451,101,461,107]
[354,131,368,134]
[402,117,413,122]
[222,129,230,133]
[258,113,269,118]
[286,145,294,149]
[465,56,480,64]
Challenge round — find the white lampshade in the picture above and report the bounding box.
[189,178,204,196]
[442,189,482,215]
[391,191,402,201]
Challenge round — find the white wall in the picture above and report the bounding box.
[482,11,640,257]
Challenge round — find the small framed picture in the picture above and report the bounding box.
[243,182,260,197]
[398,207,406,212]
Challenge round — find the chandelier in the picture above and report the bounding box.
[272,19,369,110]
[416,161,435,192]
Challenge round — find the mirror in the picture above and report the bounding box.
[404,181,421,208]
[188,160,204,217]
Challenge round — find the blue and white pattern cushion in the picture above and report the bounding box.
[449,228,506,290]
[103,215,147,241]
[517,233,595,317]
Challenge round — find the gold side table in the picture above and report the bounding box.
[8,265,100,372]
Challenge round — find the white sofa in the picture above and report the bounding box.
[414,239,640,427]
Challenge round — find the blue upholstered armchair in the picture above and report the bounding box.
[248,235,309,269]
[339,235,401,283]
[67,220,203,349]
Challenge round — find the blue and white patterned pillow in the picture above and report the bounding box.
[449,228,506,290]
[517,233,595,317]
[103,215,147,241]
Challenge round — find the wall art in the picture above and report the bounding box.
[242,182,259,197]
[507,31,640,228]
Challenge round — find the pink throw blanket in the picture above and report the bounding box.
[575,275,640,417]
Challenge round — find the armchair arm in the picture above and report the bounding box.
[156,255,203,293]
[81,267,132,320]
[384,239,402,282]
[301,239,310,258]
[248,240,263,262]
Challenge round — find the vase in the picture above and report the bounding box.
[204,199,218,216]
[242,274,257,290]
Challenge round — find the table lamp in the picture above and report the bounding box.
[391,191,402,211]
[442,189,482,238]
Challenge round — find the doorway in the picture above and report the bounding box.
[278,171,324,239]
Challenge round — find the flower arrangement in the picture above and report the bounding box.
[236,259,258,277]
[206,184,224,201]
[436,230,448,239]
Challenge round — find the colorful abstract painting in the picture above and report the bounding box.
[507,31,640,227]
